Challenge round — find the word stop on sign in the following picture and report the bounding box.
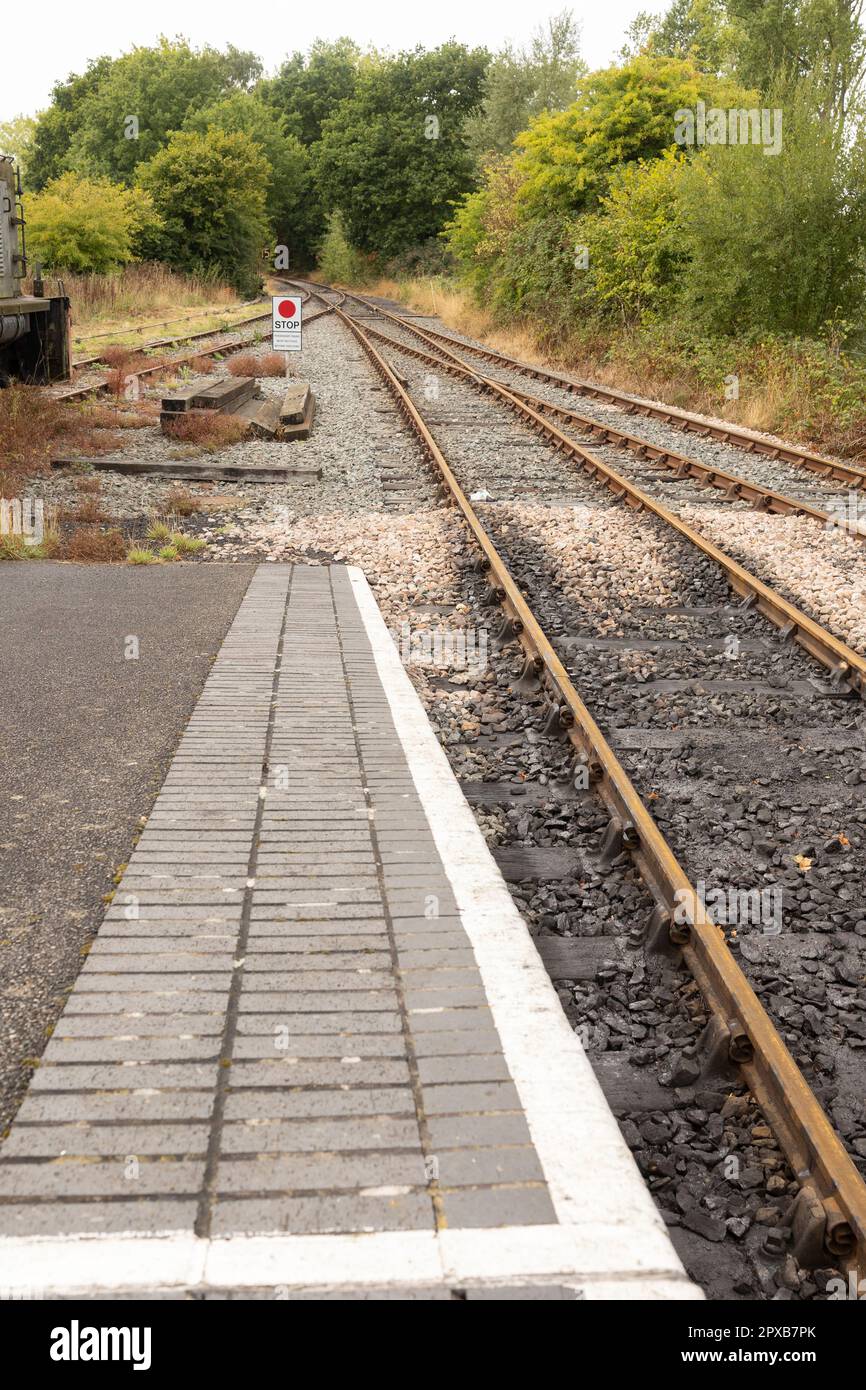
[272,295,302,351]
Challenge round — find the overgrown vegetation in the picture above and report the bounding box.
[0,388,125,490]
[58,264,239,330]
[317,213,376,286]
[161,412,249,450]
[227,352,286,377]
[26,174,160,273]
[438,1,866,454]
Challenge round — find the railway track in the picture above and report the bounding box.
[323,283,866,686]
[369,306,866,492]
[360,322,866,539]
[59,288,333,400]
[285,277,866,1286]
[71,298,269,358]
[323,284,866,542]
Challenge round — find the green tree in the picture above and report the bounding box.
[0,115,38,181]
[650,0,742,73]
[444,156,526,299]
[315,43,489,259]
[464,11,586,162]
[447,149,689,329]
[574,151,690,323]
[261,38,361,146]
[28,57,114,189]
[515,53,750,213]
[26,173,161,272]
[317,211,374,283]
[183,92,323,264]
[137,129,269,294]
[619,12,663,61]
[678,75,866,334]
[30,39,261,188]
[727,1,866,116]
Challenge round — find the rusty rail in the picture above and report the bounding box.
[359,321,863,543]
[58,292,332,402]
[330,298,866,696]
[374,309,866,491]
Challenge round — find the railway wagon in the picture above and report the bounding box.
[0,155,70,384]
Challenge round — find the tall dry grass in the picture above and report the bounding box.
[367,276,562,371]
[0,388,124,490]
[26,264,251,354]
[36,264,238,323]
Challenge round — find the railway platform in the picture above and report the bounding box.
[0,564,699,1299]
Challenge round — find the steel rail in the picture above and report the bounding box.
[71,288,315,367]
[366,308,866,490]
[334,298,866,697]
[319,290,866,1273]
[71,297,273,358]
[71,312,272,369]
[359,320,864,542]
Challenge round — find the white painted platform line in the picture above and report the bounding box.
[347,566,700,1298]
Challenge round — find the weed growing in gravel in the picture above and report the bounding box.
[227,352,286,378]
[162,414,248,451]
[86,404,157,430]
[61,526,126,561]
[171,533,205,554]
[67,497,107,524]
[127,546,159,565]
[0,530,59,560]
[158,544,180,561]
[164,487,202,515]
[57,476,109,526]
[103,350,167,400]
[146,520,173,544]
[100,345,140,370]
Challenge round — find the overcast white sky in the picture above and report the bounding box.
[4,1,653,119]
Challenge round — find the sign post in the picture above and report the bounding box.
[272,295,302,352]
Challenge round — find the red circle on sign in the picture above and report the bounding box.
[278,299,297,317]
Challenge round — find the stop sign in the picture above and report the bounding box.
[272,294,303,351]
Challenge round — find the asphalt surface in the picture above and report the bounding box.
[0,562,256,1133]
